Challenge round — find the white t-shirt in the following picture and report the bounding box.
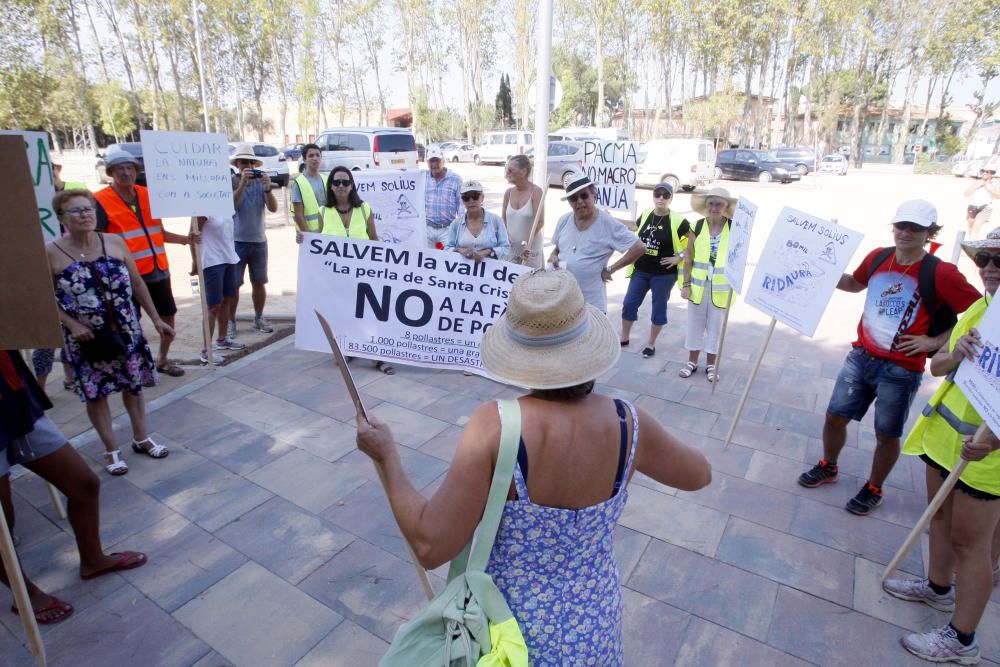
[553,209,640,312]
[200,215,240,269]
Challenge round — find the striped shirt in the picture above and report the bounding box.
[424,169,463,227]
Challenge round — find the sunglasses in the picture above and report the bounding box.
[973,251,1000,269]
[461,192,481,202]
[330,179,352,187]
[653,190,672,199]
[568,191,591,203]
[892,221,927,233]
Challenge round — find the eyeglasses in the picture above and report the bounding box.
[973,251,1000,269]
[892,222,928,233]
[64,206,96,216]
[330,179,352,187]
[567,191,591,203]
[653,190,672,199]
[461,192,481,202]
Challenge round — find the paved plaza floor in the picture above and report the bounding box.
[5,294,1000,666]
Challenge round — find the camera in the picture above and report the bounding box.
[246,169,264,179]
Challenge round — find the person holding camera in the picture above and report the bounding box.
[230,144,278,336]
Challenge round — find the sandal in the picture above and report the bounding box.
[706,365,718,382]
[642,347,655,358]
[80,551,148,580]
[11,595,74,625]
[104,450,128,475]
[62,379,75,391]
[374,360,395,375]
[132,437,169,459]
[679,361,698,378]
[156,362,185,377]
[620,339,629,347]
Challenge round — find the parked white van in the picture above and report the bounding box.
[314,127,418,171]
[474,130,534,165]
[637,138,715,191]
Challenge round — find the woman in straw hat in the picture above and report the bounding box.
[356,270,711,664]
[679,187,736,382]
[883,226,1000,665]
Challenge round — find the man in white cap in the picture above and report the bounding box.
[424,146,462,248]
[95,145,197,377]
[798,199,981,516]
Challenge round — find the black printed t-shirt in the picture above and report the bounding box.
[633,213,690,275]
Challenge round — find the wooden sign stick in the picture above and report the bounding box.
[724,317,777,449]
[519,196,546,265]
[0,510,47,666]
[711,289,735,395]
[314,311,435,601]
[881,422,993,584]
[191,219,212,362]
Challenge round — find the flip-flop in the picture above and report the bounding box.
[156,363,185,377]
[12,596,74,625]
[80,551,148,580]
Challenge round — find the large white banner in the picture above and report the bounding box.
[295,235,527,374]
[725,196,758,295]
[955,297,1000,436]
[353,170,426,247]
[744,207,864,337]
[583,141,637,220]
[140,130,233,218]
[0,130,57,242]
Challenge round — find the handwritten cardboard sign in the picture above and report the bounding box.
[0,130,58,242]
[744,207,864,336]
[955,297,1000,435]
[583,141,638,219]
[351,169,427,247]
[725,197,758,295]
[140,130,233,218]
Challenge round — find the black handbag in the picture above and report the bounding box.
[78,237,130,364]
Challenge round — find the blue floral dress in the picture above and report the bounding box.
[486,399,638,666]
[53,237,157,401]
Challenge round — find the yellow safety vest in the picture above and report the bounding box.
[626,208,688,277]
[903,297,999,495]
[292,172,327,232]
[688,217,731,307]
[61,181,88,191]
[319,202,371,239]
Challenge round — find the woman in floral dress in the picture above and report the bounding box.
[45,190,174,475]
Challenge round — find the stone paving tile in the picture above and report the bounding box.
[364,402,451,448]
[620,586,690,665]
[362,374,449,411]
[335,446,449,491]
[229,363,326,396]
[832,441,918,492]
[634,395,718,435]
[763,403,827,439]
[247,449,367,514]
[294,619,389,666]
[716,517,855,607]
[300,357,389,388]
[8,487,64,550]
[175,561,341,667]
[214,388,317,434]
[114,512,247,613]
[146,397,235,444]
[215,496,354,584]
[297,539,444,642]
[43,583,208,667]
[852,557,948,633]
[190,651,235,667]
[417,423,464,462]
[674,616,813,667]
[186,376,258,410]
[418,368,508,400]
[748,379,819,412]
[118,435,209,491]
[789,498,924,576]
[280,379,384,421]
[627,538,778,640]
[147,459,272,532]
[681,384,770,423]
[272,412,357,463]
[619,484,729,557]
[0,622,34,667]
[979,600,1000,663]
[677,469,798,533]
[321,480,420,564]
[603,369,691,403]
[614,525,651,583]
[95,475,177,546]
[663,425,755,480]
[708,417,814,462]
[768,585,931,666]
[421,391,492,426]
[182,421,294,476]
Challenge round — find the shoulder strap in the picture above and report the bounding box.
[918,253,940,313]
[695,218,704,236]
[867,247,894,280]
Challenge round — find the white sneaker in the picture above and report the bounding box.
[227,320,236,338]
[214,336,246,351]
[253,315,274,333]
[883,578,955,612]
[901,625,980,665]
[200,349,223,365]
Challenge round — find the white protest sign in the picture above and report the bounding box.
[295,235,527,374]
[140,130,233,218]
[352,170,426,247]
[744,207,864,337]
[725,197,758,295]
[955,298,1000,435]
[0,130,57,242]
[582,141,637,219]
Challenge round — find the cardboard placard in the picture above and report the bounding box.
[725,197,758,295]
[955,297,1000,436]
[351,170,427,247]
[140,130,234,219]
[0,130,58,243]
[582,141,638,220]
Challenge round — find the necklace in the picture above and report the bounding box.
[888,254,920,278]
[336,206,351,214]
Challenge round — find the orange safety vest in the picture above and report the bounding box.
[94,185,169,275]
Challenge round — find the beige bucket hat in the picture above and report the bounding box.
[691,187,737,218]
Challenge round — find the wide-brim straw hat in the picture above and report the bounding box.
[960,226,1000,259]
[480,269,621,389]
[230,144,263,168]
[691,187,737,218]
[560,169,595,200]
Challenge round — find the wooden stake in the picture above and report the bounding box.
[191,219,212,362]
[724,317,777,449]
[0,509,47,666]
[46,483,66,521]
[518,196,546,265]
[711,289,735,395]
[881,423,992,584]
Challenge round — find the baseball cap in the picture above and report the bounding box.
[460,179,484,194]
[427,147,444,161]
[891,199,938,228]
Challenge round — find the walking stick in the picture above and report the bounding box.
[711,289,735,395]
[0,510,47,666]
[881,423,993,584]
[724,317,777,449]
[314,311,435,601]
[191,219,212,364]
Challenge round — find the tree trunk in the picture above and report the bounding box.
[918,75,937,141]
[893,64,918,164]
[167,45,187,130]
[595,18,605,127]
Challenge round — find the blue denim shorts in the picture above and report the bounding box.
[235,241,268,286]
[1,415,66,476]
[826,347,923,438]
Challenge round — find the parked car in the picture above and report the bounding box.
[772,146,817,175]
[95,142,146,185]
[227,141,290,187]
[417,143,426,162]
[313,127,419,171]
[636,138,715,191]
[963,157,989,178]
[714,149,800,183]
[525,141,584,187]
[281,143,306,161]
[474,130,533,165]
[820,154,848,175]
[443,143,477,163]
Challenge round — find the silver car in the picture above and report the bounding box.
[526,141,584,186]
[443,143,477,163]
